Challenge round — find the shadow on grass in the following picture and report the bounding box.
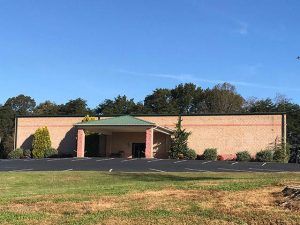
[107,172,233,182]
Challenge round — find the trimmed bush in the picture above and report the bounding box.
[184,149,197,160]
[32,127,51,158]
[236,151,251,162]
[7,148,23,159]
[256,150,273,162]
[23,149,31,158]
[203,148,218,160]
[44,148,58,158]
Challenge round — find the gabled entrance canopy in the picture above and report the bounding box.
[74,115,173,158]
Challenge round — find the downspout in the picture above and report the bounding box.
[281,113,287,158]
[13,116,17,150]
[282,113,287,145]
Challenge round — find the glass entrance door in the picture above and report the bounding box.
[132,143,146,158]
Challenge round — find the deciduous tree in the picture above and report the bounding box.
[171,83,197,114]
[34,101,60,115]
[96,95,144,115]
[60,98,91,115]
[144,88,175,114]
[205,83,244,113]
[4,94,36,115]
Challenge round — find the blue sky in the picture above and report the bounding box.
[0,0,299,108]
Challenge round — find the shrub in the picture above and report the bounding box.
[256,150,273,162]
[23,149,31,158]
[178,153,184,159]
[44,148,58,158]
[203,148,217,160]
[184,149,197,160]
[217,155,225,161]
[7,148,23,159]
[236,151,251,162]
[32,127,51,158]
[273,143,290,163]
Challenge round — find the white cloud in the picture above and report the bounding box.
[115,69,300,92]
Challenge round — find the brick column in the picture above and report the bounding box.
[145,128,153,158]
[77,129,85,158]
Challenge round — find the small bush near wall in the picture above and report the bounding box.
[236,151,251,161]
[184,149,197,160]
[256,150,273,162]
[273,143,290,163]
[7,148,23,159]
[32,127,51,159]
[217,155,225,161]
[44,148,58,158]
[203,148,218,160]
[23,149,31,158]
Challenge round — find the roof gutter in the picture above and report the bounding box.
[74,124,155,127]
[153,126,174,135]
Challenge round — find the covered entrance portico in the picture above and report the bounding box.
[74,116,173,159]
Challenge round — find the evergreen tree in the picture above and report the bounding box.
[0,106,15,157]
[169,116,191,159]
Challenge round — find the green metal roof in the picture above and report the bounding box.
[76,115,155,126]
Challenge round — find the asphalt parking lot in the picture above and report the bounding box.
[0,158,299,172]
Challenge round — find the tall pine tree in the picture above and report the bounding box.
[169,116,191,159]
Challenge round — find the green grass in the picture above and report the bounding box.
[0,172,299,224]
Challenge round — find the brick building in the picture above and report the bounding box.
[15,113,286,159]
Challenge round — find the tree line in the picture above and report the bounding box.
[0,82,299,162]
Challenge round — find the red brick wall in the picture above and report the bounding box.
[16,117,83,155]
[110,132,145,158]
[138,115,285,156]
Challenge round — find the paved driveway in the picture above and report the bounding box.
[0,158,299,172]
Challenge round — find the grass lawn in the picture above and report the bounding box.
[0,172,299,225]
